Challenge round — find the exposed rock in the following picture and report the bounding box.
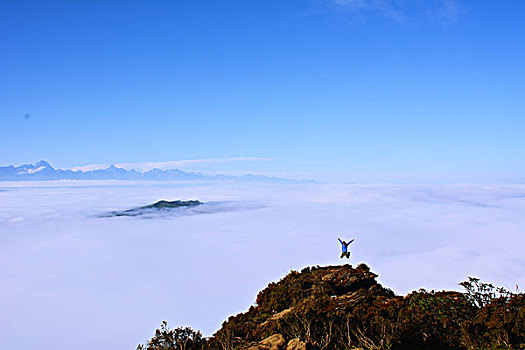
[269,308,293,321]
[321,272,335,281]
[258,334,286,350]
[260,307,294,327]
[333,290,365,303]
[286,338,311,350]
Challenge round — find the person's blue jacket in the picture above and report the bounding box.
[338,238,354,252]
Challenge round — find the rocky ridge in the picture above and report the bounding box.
[139,263,525,350]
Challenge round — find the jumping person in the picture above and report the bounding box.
[338,238,354,259]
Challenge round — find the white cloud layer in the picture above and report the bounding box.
[1,181,524,350]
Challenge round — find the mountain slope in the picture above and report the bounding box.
[139,263,525,350]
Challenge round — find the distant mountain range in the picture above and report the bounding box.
[0,160,314,183]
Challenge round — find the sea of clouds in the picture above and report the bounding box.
[1,180,525,350]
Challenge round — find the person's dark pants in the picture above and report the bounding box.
[340,252,350,259]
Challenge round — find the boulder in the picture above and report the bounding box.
[259,334,286,350]
[286,338,312,350]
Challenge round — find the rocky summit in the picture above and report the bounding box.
[213,263,397,349]
[138,263,525,350]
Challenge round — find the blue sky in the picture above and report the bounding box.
[1,0,524,182]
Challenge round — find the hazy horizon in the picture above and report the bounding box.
[3,158,525,184]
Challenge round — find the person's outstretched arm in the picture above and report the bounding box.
[338,238,343,244]
[348,239,355,244]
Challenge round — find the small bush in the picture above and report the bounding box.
[137,321,203,350]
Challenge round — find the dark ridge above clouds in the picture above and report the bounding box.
[98,200,264,219]
[100,200,203,217]
[0,160,315,184]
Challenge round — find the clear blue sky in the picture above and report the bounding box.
[1,0,524,182]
